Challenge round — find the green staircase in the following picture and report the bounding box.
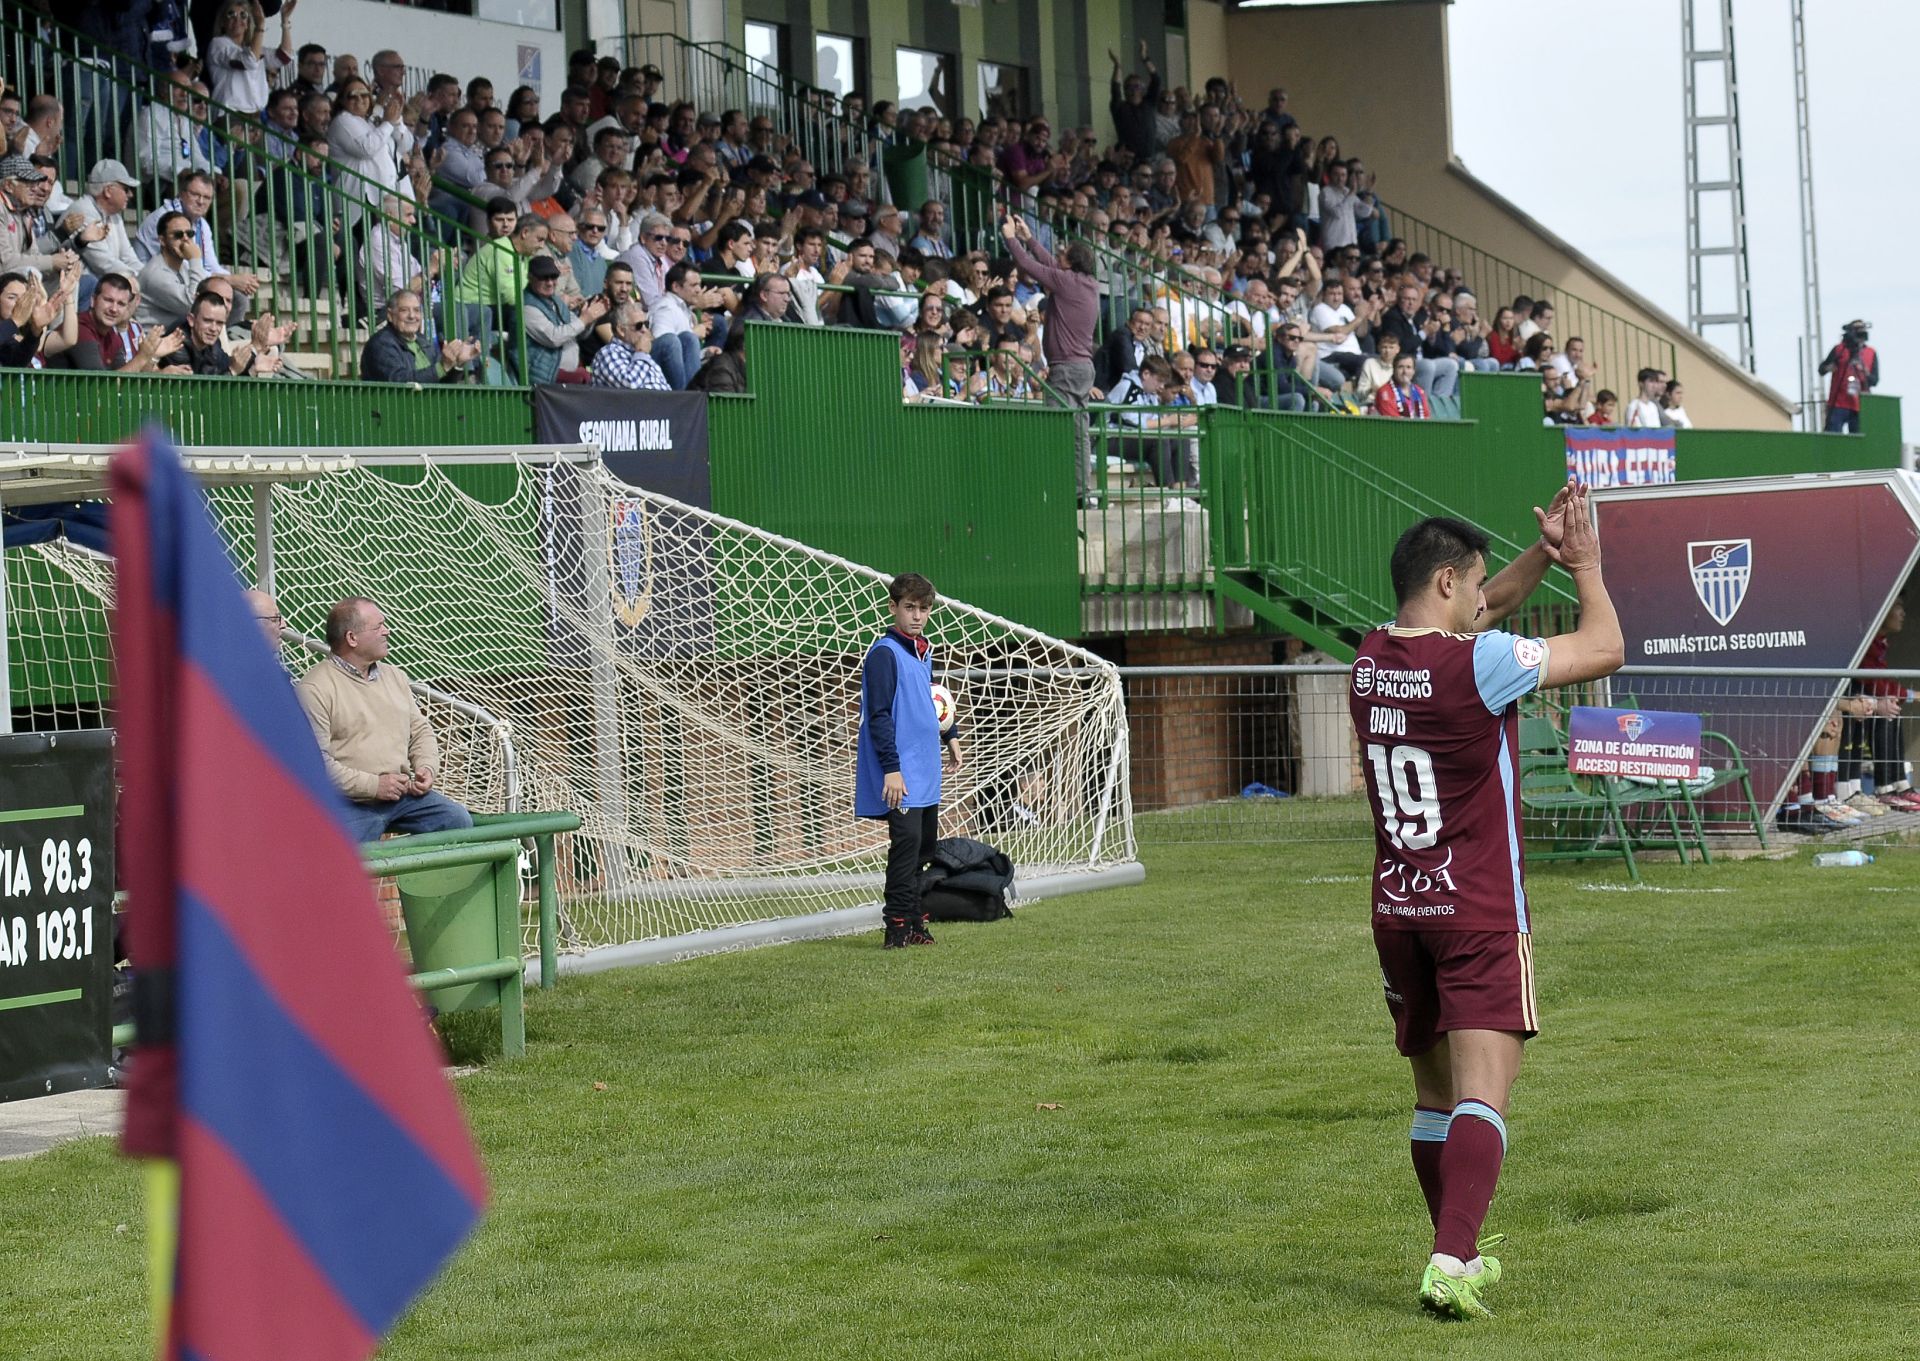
[1202,404,1576,657]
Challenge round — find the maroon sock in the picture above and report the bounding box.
[1811,761,1837,801]
[1410,1106,1449,1228]
[1433,1101,1507,1261]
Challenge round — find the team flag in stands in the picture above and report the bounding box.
[113,430,487,1360]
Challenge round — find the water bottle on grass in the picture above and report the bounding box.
[1812,850,1873,868]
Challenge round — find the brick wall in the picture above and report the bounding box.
[1121,635,1286,810]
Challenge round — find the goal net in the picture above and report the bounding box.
[4,454,1135,952]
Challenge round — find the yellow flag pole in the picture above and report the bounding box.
[144,1159,179,1354]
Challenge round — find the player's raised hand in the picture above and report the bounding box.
[1534,477,1576,560]
[1556,484,1602,574]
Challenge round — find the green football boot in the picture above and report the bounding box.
[1418,1236,1506,1320]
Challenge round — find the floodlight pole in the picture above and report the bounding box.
[1681,0,1757,371]
[1791,0,1825,431]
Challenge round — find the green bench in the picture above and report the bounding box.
[1517,716,1698,882]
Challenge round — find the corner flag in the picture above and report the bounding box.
[113,431,487,1359]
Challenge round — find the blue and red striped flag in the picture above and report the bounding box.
[114,430,487,1360]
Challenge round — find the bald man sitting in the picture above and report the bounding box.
[295,595,472,842]
[244,587,284,650]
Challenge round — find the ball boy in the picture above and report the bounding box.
[855,573,964,947]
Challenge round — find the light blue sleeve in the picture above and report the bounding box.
[1473,631,1550,714]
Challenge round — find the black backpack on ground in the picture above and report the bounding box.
[916,837,1016,922]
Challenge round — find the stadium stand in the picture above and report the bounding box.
[2,5,1682,429]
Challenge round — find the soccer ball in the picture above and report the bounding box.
[930,683,957,734]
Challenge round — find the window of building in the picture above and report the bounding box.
[745,22,778,67]
[977,61,1027,120]
[744,21,790,109]
[895,47,954,117]
[815,33,858,99]
[587,0,622,44]
[474,0,558,30]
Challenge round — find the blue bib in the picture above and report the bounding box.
[854,633,943,818]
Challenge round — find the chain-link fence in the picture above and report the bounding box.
[1119,664,1920,862]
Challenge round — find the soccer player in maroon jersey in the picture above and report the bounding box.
[1349,480,1623,1319]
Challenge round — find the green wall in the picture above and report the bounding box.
[0,347,1900,665]
[707,324,1083,636]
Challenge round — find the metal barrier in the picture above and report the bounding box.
[1082,401,1211,602]
[624,33,875,182]
[1,8,521,381]
[0,371,534,447]
[1382,198,1677,403]
[1119,664,1920,863]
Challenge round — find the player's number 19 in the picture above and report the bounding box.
[1365,743,1442,851]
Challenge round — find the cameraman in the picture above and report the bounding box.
[1818,319,1878,434]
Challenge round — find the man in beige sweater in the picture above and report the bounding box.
[295,596,473,842]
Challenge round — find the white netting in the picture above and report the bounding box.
[7,456,1135,952]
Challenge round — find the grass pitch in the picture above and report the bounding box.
[4,829,1917,1360]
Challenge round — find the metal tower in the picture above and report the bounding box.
[1682,0,1757,371]
[1790,0,1825,429]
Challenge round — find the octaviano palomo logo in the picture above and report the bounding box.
[1687,539,1752,627]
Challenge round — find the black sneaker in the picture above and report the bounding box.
[883,916,912,949]
[906,916,936,946]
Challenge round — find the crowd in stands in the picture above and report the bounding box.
[2,6,1703,449]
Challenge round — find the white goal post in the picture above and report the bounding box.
[0,443,1138,958]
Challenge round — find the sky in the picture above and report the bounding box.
[1445,0,1914,441]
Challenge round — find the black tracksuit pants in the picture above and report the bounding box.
[885,804,939,922]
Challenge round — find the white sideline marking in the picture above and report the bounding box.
[1304,874,1364,884]
[1576,883,1734,894]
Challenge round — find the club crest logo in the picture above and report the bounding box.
[1617,712,1649,742]
[609,498,655,628]
[1687,539,1751,627]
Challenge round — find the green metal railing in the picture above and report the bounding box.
[1381,198,1676,402]
[0,370,533,446]
[1,10,521,381]
[1203,402,1575,656]
[624,33,875,182]
[1081,401,1212,600]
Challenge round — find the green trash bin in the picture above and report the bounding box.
[395,858,510,1014]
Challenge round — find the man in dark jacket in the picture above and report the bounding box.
[1373,282,1460,400]
[1108,41,1161,164]
[360,289,480,384]
[1097,305,1154,391]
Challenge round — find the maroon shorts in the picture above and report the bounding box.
[1373,926,1538,1057]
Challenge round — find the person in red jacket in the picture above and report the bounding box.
[1374,352,1431,419]
[1819,319,1878,434]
